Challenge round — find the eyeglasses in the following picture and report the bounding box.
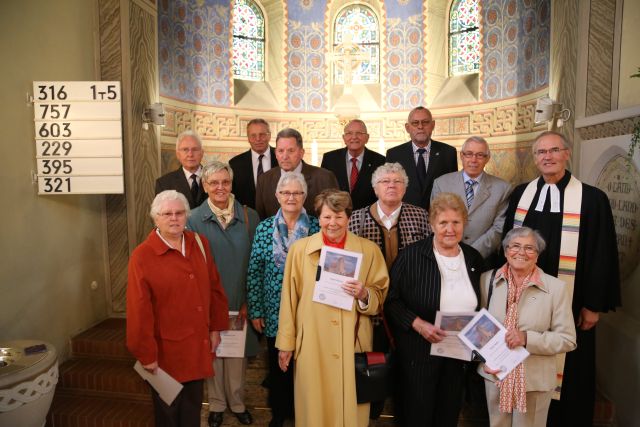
[409,120,432,128]
[159,210,186,218]
[507,244,538,254]
[461,151,489,159]
[206,179,231,187]
[534,147,568,157]
[278,191,305,199]
[178,147,202,154]
[377,178,405,186]
[344,131,368,137]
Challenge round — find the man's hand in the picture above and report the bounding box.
[577,307,599,331]
[251,318,265,334]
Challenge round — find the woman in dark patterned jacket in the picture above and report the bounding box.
[347,162,431,419]
[246,172,319,427]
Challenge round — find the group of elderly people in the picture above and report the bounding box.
[127,134,577,427]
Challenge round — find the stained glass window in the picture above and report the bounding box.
[333,5,379,84]
[232,0,265,81]
[449,0,480,75]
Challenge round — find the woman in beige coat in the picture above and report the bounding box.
[479,227,576,427]
[276,189,389,427]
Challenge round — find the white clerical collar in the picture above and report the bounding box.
[535,183,561,213]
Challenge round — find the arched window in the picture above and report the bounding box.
[449,0,480,76]
[232,0,265,81]
[333,4,380,84]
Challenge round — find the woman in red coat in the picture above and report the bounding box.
[127,190,229,426]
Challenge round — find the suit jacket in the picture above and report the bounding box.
[255,162,339,219]
[431,171,513,259]
[155,167,207,209]
[229,147,278,209]
[385,140,458,209]
[385,235,483,363]
[478,267,576,392]
[321,147,386,210]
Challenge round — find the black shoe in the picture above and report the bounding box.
[233,410,253,425]
[208,412,224,427]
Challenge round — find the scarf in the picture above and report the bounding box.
[272,208,311,269]
[498,266,531,413]
[208,194,235,228]
[513,174,581,399]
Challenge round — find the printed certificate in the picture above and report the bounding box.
[216,311,247,358]
[312,246,362,310]
[430,311,477,361]
[458,309,529,380]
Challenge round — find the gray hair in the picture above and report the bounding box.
[502,227,547,253]
[247,118,270,132]
[531,131,571,153]
[276,128,304,148]
[202,160,234,182]
[371,162,409,187]
[461,136,491,157]
[407,106,433,122]
[344,119,367,133]
[175,130,203,150]
[150,190,190,219]
[276,171,308,194]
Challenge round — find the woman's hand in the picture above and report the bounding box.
[251,318,265,334]
[142,361,158,374]
[505,329,526,349]
[210,331,221,353]
[279,350,293,372]
[483,364,501,375]
[412,317,446,343]
[341,279,368,302]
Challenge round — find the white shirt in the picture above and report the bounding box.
[251,149,272,185]
[411,141,431,174]
[182,166,202,187]
[376,202,402,230]
[434,246,477,312]
[155,229,185,256]
[346,151,365,188]
[462,171,483,197]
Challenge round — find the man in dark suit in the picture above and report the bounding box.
[321,119,386,210]
[255,128,339,219]
[229,118,278,209]
[386,106,458,209]
[155,130,207,209]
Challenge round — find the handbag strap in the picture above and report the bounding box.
[487,268,497,307]
[353,311,396,350]
[193,233,207,262]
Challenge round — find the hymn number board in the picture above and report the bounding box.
[33,81,124,194]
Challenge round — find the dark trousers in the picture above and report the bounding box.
[150,379,203,427]
[266,337,294,420]
[399,356,466,427]
[547,328,596,427]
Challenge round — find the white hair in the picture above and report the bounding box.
[176,130,203,150]
[276,171,308,194]
[371,162,409,187]
[150,190,190,219]
[202,160,234,182]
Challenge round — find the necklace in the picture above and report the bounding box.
[434,246,462,271]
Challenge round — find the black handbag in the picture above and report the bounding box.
[354,312,395,404]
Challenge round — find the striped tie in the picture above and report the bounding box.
[465,179,476,208]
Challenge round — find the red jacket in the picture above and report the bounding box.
[127,230,229,383]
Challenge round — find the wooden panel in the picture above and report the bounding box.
[585,0,616,117]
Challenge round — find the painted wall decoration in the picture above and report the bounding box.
[286,0,328,111]
[384,0,424,110]
[481,0,550,101]
[158,0,231,106]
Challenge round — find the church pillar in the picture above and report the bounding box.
[549,0,579,149]
[98,0,160,314]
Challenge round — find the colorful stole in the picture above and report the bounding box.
[514,174,582,399]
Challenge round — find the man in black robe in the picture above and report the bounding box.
[503,131,621,426]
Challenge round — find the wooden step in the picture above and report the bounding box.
[71,318,132,360]
[46,393,153,427]
[58,358,150,399]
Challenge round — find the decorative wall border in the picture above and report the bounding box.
[578,117,640,141]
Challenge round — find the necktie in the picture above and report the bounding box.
[350,157,359,192]
[257,154,264,177]
[465,179,476,208]
[190,174,199,202]
[416,148,427,190]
